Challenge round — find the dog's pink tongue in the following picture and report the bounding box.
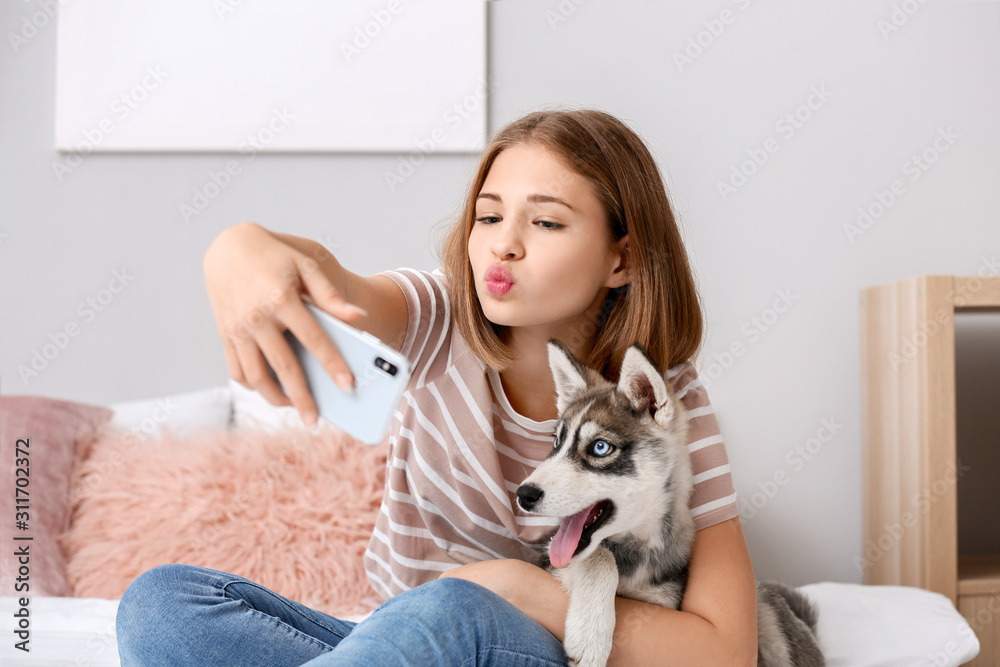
[549,502,600,569]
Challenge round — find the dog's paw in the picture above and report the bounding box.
[565,648,610,667]
[564,631,613,667]
[566,654,602,667]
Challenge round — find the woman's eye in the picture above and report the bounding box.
[591,440,614,457]
[536,220,563,230]
[475,215,500,224]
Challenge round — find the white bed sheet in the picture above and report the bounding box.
[0,596,120,666]
[0,582,981,666]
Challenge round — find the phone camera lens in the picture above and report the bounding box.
[375,357,398,376]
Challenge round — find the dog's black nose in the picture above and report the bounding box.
[516,484,544,511]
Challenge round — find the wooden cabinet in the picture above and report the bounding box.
[860,274,1000,666]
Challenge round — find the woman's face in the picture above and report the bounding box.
[468,142,628,341]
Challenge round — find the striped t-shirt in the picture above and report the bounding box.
[363,268,739,599]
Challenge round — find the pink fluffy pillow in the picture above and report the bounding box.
[0,394,113,597]
[61,425,386,617]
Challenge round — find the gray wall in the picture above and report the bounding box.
[2,0,998,587]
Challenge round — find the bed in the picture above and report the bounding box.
[0,383,981,666]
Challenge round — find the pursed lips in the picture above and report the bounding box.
[485,264,514,296]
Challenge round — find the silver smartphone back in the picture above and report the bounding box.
[276,303,411,444]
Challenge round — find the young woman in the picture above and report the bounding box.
[116,109,758,666]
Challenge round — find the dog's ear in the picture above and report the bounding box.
[547,340,605,413]
[617,344,677,426]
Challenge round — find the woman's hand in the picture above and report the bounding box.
[203,221,367,426]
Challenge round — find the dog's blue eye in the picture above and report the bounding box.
[552,434,558,449]
[591,440,614,457]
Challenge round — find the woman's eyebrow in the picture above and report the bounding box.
[476,192,574,211]
[528,194,574,210]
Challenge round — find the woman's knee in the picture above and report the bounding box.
[117,564,238,665]
[117,564,218,634]
[376,576,519,639]
[352,577,567,665]
[390,576,495,615]
[121,564,204,605]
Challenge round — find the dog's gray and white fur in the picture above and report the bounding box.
[516,341,825,667]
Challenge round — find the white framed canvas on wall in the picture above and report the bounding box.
[55,1,488,153]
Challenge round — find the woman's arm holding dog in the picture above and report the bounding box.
[442,517,758,667]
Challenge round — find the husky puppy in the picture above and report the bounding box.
[516,341,824,667]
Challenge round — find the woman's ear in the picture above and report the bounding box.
[606,234,630,289]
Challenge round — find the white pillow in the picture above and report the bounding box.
[110,385,232,436]
[799,582,979,666]
[228,378,313,432]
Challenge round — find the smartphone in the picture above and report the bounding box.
[269,302,411,445]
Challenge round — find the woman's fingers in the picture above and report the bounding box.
[279,298,356,395]
[221,333,250,389]
[296,254,369,325]
[247,324,318,424]
[293,256,371,388]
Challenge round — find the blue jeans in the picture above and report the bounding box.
[116,563,568,666]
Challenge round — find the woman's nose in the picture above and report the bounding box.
[491,220,524,260]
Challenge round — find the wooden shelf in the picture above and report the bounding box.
[862,275,1000,667]
[959,554,1000,596]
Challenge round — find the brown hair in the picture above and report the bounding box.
[440,108,704,379]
